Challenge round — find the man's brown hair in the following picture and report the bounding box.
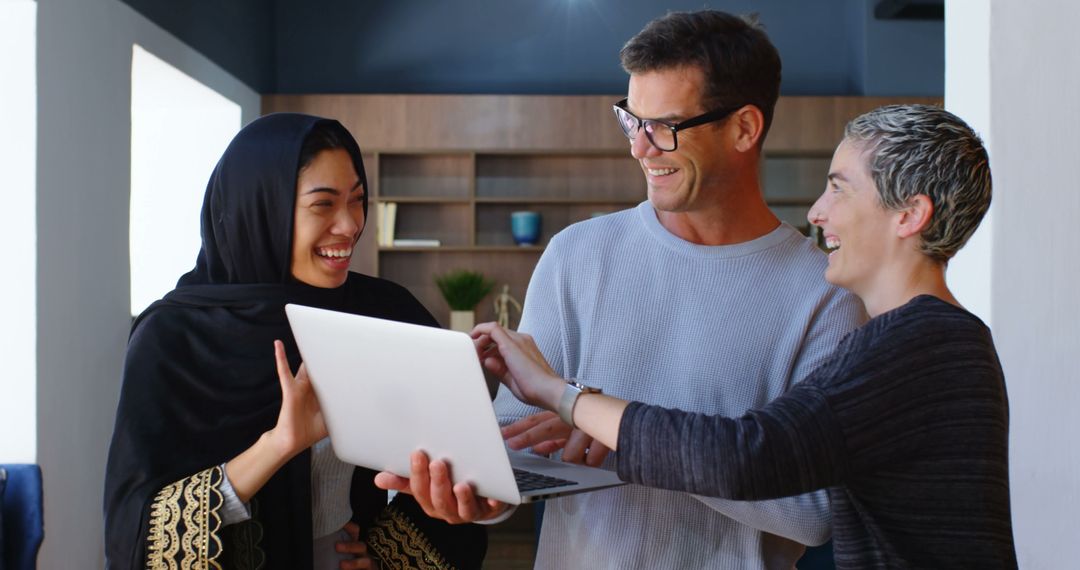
[620,10,782,142]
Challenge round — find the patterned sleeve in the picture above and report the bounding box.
[366,505,455,570]
[145,466,226,570]
[364,494,487,570]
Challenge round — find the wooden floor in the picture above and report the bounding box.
[482,504,538,569]
[483,531,537,570]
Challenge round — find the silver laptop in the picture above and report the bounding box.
[285,303,625,505]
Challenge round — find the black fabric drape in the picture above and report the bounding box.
[104,113,485,569]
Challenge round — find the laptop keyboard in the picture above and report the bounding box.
[513,468,578,492]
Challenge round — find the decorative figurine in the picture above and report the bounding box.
[493,284,523,329]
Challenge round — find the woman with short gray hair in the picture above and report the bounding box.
[473,105,1018,568]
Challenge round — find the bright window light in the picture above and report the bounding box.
[0,0,37,463]
[130,44,241,315]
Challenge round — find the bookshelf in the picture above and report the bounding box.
[263,94,941,325]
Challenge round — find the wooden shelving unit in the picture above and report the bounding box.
[264,94,941,326]
[365,150,644,322]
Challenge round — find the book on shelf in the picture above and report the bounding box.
[376,201,397,247]
[390,238,441,247]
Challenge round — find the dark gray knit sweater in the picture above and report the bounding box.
[617,295,1017,569]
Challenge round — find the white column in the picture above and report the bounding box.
[947,1,1080,567]
[944,0,992,325]
[0,0,37,464]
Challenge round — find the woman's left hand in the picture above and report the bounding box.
[267,339,328,459]
[470,323,566,411]
[224,341,330,503]
[336,521,379,570]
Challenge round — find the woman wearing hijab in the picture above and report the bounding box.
[104,113,486,569]
[394,105,1017,568]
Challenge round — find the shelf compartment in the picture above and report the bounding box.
[377,196,471,204]
[475,202,620,247]
[475,197,641,205]
[389,202,472,247]
[379,250,543,328]
[379,153,472,199]
[380,246,544,253]
[476,154,645,202]
[763,156,831,203]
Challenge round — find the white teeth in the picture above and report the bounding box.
[317,247,352,258]
[824,237,841,251]
[647,167,677,176]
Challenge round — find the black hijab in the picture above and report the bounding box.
[104,114,470,569]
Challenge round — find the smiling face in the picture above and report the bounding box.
[809,139,899,296]
[626,66,731,214]
[290,148,365,288]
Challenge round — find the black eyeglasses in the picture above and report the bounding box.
[613,98,742,152]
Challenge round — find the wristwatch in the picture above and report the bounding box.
[557,379,602,429]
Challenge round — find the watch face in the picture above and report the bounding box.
[568,379,600,393]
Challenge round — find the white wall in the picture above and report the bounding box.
[944,0,993,325]
[0,0,38,464]
[947,1,1080,567]
[35,0,258,565]
[990,1,1080,566]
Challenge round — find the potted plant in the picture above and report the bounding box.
[435,269,495,331]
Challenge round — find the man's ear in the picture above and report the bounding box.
[896,194,934,238]
[731,105,765,152]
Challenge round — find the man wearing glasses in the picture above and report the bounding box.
[380,10,864,568]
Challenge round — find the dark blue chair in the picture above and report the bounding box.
[0,464,44,570]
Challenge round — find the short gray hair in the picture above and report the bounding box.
[844,104,991,263]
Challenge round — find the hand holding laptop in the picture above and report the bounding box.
[373,321,616,524]
[286,304,625,513]
[372,322,564,524]
[374,450,511,524]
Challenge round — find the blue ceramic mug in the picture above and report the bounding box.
[510,211,541,246]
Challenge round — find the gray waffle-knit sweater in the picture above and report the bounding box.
[617,295,1017,569]
[493,202,866,569]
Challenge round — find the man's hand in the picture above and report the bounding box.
[374,450,511,524]
[504,411,611,467]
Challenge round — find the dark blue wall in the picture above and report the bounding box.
[856,0,945,96]
[119,0,943,96]
[117,0,276,91]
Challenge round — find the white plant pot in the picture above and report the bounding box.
[449,310,475,332]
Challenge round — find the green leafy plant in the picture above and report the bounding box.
[435,270,495,311]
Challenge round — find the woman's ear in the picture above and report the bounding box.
[896,194,934,239]
[731,105,765,152]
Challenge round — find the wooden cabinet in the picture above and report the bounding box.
[264,94,940,325]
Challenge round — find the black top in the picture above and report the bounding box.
[104,113,485,569]
[617,295,1017,569]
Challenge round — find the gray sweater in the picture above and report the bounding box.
[618,295,1018,569]
[494,202,865,569]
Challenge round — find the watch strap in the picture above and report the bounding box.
[557,379,601,429]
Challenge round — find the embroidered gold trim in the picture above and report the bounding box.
[146,466,224,570]
[367,505,456,570]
